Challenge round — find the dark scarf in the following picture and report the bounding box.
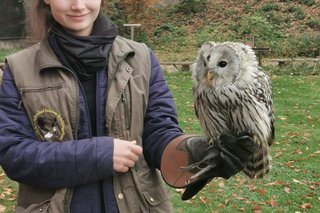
[49,14,118,80]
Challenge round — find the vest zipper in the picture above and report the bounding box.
[18,89,23,109]
[105,54,131,131]
[57,67,79,211]
[122,92,131,132]
[64,68,80,140]
[78,81,92,138]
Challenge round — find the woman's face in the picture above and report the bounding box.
[44,0,102,36]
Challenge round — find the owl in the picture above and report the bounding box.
[192,41,275,179]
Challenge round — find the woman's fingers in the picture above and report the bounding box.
[113,139,143,173]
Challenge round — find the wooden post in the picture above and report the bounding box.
[123,24,142,41]
[244,34,255,47]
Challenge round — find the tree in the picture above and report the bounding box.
[105,0,162,22]
[103,0,161,39]
[0,0,25,38]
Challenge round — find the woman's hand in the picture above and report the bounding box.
[113,139,143,173]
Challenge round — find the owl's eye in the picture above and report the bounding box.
[218,61,227,67]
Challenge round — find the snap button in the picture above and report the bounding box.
[118,193,124,200]
[150,197,154,202]
[126,67,131,72]
[39,208,43,212]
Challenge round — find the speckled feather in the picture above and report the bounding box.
[192,42,275,178]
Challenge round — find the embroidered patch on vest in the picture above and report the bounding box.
[33,108,65,142]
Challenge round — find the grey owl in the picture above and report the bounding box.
[192,41,275,178]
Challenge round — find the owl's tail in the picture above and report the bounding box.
[242,143,271,179]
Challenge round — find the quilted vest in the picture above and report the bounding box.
[6,36,173,213]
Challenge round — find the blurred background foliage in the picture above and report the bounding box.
[1,0,319,59]
[105,0,319,60]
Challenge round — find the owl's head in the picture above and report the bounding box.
[192,42,258,89]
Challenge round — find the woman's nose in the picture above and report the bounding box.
[70,0,86,11]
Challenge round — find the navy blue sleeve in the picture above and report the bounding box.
[142,50,183,169]
[0,65,114,189]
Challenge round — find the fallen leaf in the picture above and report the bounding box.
[284,186,291,194]
[218,203,224,208]
[279,116,287,120]
[232,193,246,201]
[238,207,245,212]
[224,198,230,206]
[268,199,278,207]
[300,203,312,209]
[253,205,262,213]
[289,132,296,137]
[218,181,225,188]
[175,188,185,194]
[258,189,266,195]
[309,184,316,190]
[199,196,208,204]
[0,205,6,213]
[266,180,286,186]
[293,179,302,184]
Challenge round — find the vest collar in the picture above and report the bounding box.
[36,38,65,73]
[35,36,135,76]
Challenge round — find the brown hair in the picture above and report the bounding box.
[29,0,52,39]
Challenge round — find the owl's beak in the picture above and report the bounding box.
[206,70,214,84]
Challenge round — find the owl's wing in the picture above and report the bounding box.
[252,68,275,146]
[238,68,275,178]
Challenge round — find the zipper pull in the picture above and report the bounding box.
[18,89,24,109]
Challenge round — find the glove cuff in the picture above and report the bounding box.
[160,134,197,188]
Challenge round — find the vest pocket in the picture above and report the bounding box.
[18,84,74,141]
[141,186,173,213]
[16,186,69,213]
[142,190,169,207]
[15,199,50,213]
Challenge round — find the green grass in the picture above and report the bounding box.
[165,72,320,212]
[0,49,18,63]
[1,71,319,212]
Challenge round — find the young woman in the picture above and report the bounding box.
[0,0,256,212]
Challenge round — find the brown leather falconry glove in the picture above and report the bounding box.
[161,132,257,200]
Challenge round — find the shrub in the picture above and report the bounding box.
[284,35,320,57]
[135,30,150,46]
[153,23,186,37]
[175,0,208,14]
[152,23,187,47]
[286,6,306,20]
[265,62,320,76]
[298,0,316,6]
[259,3,280,12]
[194,26,233,47]
[235,15,283,41]
[307,18,320,30]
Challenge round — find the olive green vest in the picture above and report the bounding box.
[7,36,173,213]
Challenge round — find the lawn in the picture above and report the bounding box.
[166,72,320,212]
[0,70,319,212]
